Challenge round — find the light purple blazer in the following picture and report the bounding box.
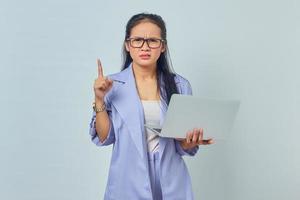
[89,64,199,200]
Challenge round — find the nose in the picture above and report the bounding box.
[141,40,150,51]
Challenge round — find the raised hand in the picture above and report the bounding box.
[93,58,113,102]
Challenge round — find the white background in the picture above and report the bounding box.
[1,0,299,199]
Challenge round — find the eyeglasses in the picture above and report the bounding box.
[126,37,165,49]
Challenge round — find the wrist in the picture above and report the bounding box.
[95,97,104,105]
[93,100,106,113]
[180,141,189,150]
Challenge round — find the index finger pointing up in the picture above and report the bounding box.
[97,58,104,78]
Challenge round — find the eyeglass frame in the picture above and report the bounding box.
[125,37,165,49]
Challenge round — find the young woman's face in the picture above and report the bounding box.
[125,21,165,68]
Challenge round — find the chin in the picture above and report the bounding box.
[135,59,157,68]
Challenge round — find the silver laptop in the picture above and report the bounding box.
[144,94,240,140]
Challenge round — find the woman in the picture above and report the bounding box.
[89,13,213,200]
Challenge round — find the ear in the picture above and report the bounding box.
[161,43,166,53]
[125,42,130,52]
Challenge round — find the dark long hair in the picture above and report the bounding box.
[121,13,178,105]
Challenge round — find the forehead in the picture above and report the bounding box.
[130,21,161,38]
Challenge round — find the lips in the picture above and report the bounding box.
[139,54,150,59]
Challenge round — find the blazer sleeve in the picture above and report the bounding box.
[174,76,199,156]
[89,95,115,146]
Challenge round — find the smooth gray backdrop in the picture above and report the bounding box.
[1,0,299,199]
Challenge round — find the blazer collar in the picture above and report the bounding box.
[110,63,181,159]
[110,64,147,159]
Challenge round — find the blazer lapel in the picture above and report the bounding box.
[110,65,147,160]
[159,76,181,158]
[110,65,182,160]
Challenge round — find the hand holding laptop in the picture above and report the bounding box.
[175,128,214,150]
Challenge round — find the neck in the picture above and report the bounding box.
[132,62,157,80]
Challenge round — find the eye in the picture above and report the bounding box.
[132,38,144,42]
[149,38,159,43]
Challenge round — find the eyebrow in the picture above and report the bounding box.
[129,36,162,39]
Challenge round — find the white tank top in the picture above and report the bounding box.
[141,100,161,153]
